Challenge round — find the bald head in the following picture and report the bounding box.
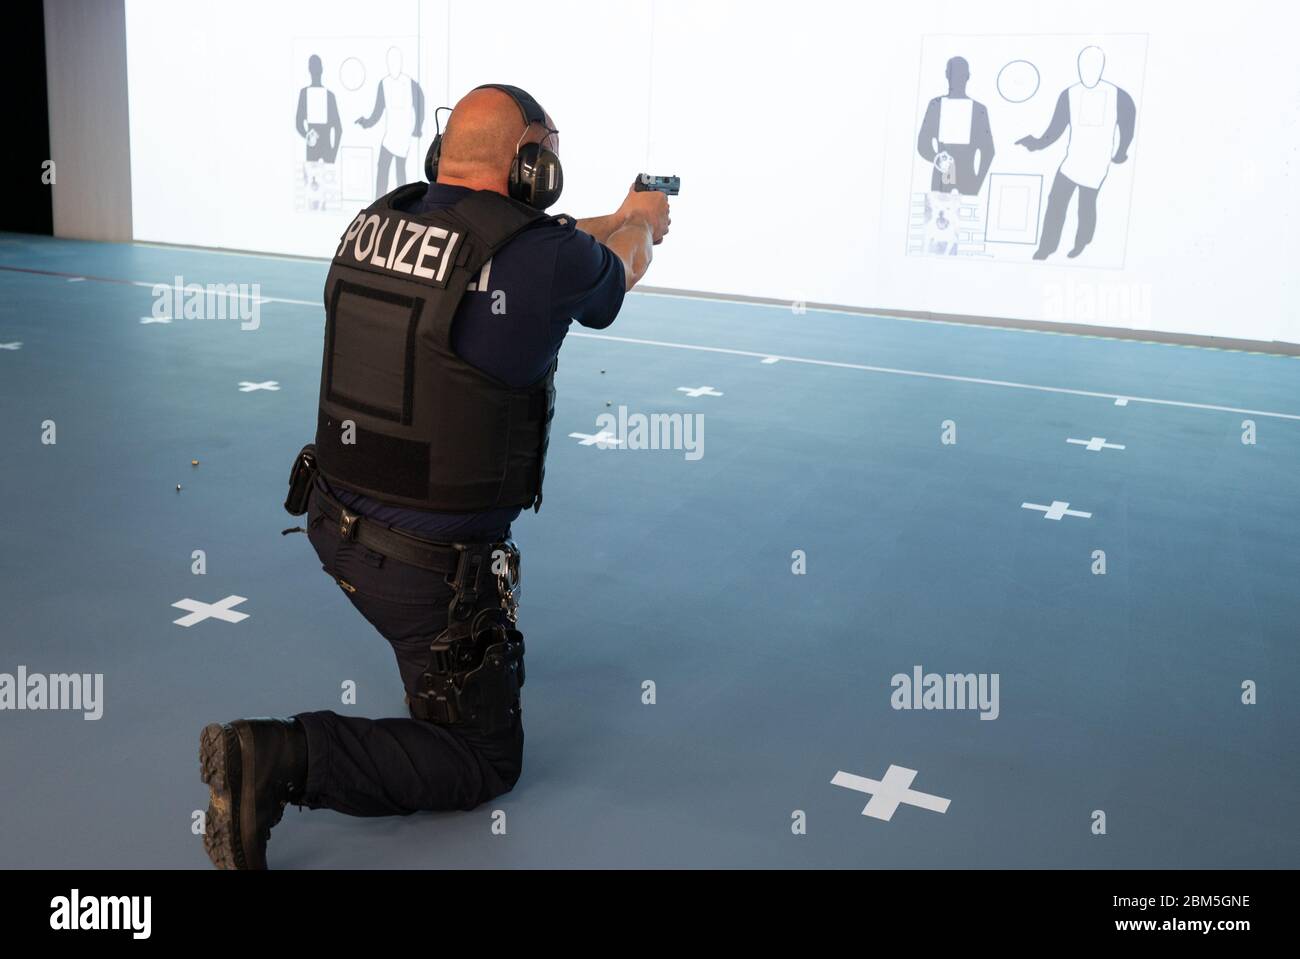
[437,86,557,193]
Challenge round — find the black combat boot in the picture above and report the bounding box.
[198,718,308,870]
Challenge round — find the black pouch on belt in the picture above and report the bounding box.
[284,444,319,516]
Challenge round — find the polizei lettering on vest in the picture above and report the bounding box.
[337,213,461,284]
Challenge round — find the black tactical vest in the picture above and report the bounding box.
[315,183,555,512]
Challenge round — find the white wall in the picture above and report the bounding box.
[122,0,1300,344]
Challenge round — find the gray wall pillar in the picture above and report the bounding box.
[44,0,132,241]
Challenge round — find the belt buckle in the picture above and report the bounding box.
[339,508,358,541]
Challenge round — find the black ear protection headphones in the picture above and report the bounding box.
[425,83,563,210]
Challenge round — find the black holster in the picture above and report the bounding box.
[409,539,525,733]
[410,614,525,733]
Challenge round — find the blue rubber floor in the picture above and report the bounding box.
[1,231,1297,868]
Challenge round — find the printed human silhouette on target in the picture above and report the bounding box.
[1016,45,1137,260]
[354,46,425,198]
[296,54,342,163]
[916,56,997,197]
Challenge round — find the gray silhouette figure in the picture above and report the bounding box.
[917,57,996,196]
[355,47,425,197]
[296,55,342,163]
[1017,46,1136,259]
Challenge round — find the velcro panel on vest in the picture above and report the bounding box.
[324,279,422,424]
[317,408,429,501]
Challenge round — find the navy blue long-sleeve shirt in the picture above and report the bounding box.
[324,182,627,540]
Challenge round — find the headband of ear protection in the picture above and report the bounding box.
[424,83,563,210]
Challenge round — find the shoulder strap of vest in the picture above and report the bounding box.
[425,191,550,353]
[380,182,428,212]
[441,190,550,255]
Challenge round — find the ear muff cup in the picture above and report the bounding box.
[510,142,564,210]
[424,134,442,184]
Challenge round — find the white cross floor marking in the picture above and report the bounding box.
[172,595,250,627]
[1022,500,1092,521]
[0,342,22,350]
[568,430,622,447]
[676,386,723,398]
[831,763,951,821]
[1067,436,1125,452]
[140,316,172,324]
[238,381,280,392]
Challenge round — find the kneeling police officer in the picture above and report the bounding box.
[198,84,670,869]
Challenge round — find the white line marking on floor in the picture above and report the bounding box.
[140,316,172,324]
[66,276,85,282]
[1067,437,1125,452]
[133,241,328,265]
[172,595,249,627]
[0,342,22,350]
[1022,500,1092,520]
[676,386,723,398]
[831,763,950,821]
[238,381,280,392]
[568,332,1300,422]
[761,356,780,364]
[10,266,1300,420]
[568,430,622,447]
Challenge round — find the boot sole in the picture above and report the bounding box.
[199,722,246,870]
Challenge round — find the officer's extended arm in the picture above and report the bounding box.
[604,216,655,291]
[579,177,674,243]
[581,178,670,290]
[575,213,624,244]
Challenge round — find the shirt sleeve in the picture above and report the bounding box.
[548,217,627,331]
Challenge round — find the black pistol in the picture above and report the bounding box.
[634,174,680,195]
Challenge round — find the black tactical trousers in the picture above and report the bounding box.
[293,489,524,817]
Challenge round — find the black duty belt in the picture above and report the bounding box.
[311,486,464,575]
